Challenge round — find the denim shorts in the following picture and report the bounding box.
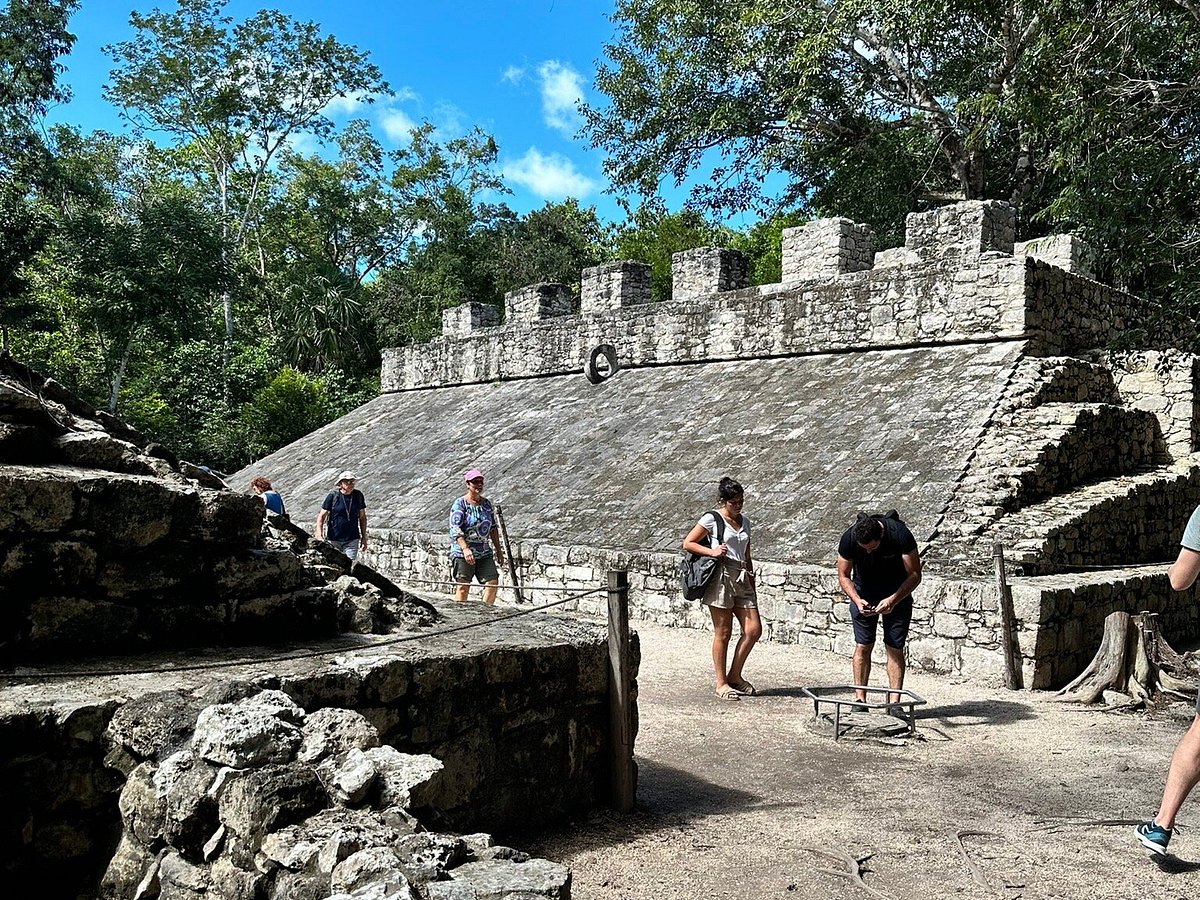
[849,597,913,648]
[451,554,499,584]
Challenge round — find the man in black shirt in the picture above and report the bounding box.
[836,513,922,704]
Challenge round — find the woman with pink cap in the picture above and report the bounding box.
[449,468,505,603]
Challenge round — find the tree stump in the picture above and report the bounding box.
[1057,611,1197,705]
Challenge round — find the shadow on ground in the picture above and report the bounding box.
[513,758,760,855]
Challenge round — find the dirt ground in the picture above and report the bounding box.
[521,620,1200,900]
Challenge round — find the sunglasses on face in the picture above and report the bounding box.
[468,479,484,486]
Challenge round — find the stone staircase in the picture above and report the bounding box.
[931,355,1177,571]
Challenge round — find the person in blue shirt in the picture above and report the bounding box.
[250,476,286,516]
[1135,504,1200,856]
[449,468,505,604]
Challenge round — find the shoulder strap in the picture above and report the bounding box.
[707,509,726,544]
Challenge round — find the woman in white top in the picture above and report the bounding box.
[683,477,762,701]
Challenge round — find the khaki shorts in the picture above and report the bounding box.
[451,554,499,584]
[702,559,757,609]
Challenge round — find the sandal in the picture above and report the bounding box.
[713,685,741,701]
[728,679,756,696]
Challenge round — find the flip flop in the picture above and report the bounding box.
[728,679,756,696]
[713,685,741,701]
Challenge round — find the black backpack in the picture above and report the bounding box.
[678,510,727,601]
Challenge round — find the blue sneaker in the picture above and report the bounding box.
[1136,820,1172,855]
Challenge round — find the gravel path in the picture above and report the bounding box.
[523,620,1200,900]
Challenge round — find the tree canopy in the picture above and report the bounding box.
[587,0,1200,296]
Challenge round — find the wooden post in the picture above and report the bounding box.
[494,503,524,604]
[993,542,1023,690]
[607,569,635,812]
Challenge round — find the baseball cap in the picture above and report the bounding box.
[336,471,357,483]
[464,468,484,482]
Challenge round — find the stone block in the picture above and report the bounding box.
[905,200,1016,265]
[1015,234,1094,278]
[781,218,875,280]
[581,261,651,313]
[906,637,957,673]
[670,247,749,302]
[957,645,1007,681]
[503,283,573,324]
[441,302,499,338]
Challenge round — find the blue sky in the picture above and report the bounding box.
[48,0,641,220]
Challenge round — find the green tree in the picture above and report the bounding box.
[104,0,389,352]
[613,205,730,302]
[23,128,224,412]
[0,0,77,332]
[485,199,612,295]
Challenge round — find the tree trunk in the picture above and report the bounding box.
[1057,611,1197,705]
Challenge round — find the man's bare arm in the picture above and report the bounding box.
[837,555,867,610]
[1168,546,1200,591]
[315,509,328,540]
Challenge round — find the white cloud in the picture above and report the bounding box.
[503,147,598,199]
[323,90,372,117]
[378,105,417,144]
[502,65,525,84]
[537,60,585,136]
[432,101,465,136]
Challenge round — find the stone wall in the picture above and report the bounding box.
[241,344,1025,568]
[0,603,623,897]
[1011,567,1200,687]
[1100,349,1199,458]
[781,218,875,280]
[368,529,1015,682]
[670,247,749,302]
[580,261,651,313]
[383,244,1149,396]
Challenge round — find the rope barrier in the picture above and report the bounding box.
[2,585,610,683]
[392,576,609,593]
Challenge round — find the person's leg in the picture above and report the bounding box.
[727,606,762,690]
[483,580,499,605]
[853,643,874,702]
[709,606,735,690]
[452,557,472,602]
[884,645,907,704]
[1156,715,1200,829]
[848,600,877,701]
[882,600,912,704]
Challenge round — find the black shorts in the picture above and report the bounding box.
[849,597,913,649]
[451,554,499,584]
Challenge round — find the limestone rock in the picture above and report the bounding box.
[159,850,210,898]
[108,696,204,763]
[28,595,138,650]
[217,763,328,858]
[330,846,415,898]
[298,708,381,764]
[53,431,150,474]
[190,488,264,548]
[98,833,159,899]
[393,832,466,884]
[155,750,220,853]
[118,762,165,846]
[208,856,266,900]
[259,807,401,875]
[193,696,303,768]
[328,747,383,807]
[363,747,444,810]
[427,858,570,899]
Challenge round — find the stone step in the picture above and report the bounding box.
[990,463,1200,571]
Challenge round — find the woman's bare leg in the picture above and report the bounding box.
[727,606,762,685]
[709,606,734,687]
[483,579,499,605]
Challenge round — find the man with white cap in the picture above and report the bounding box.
[316,471,368,560]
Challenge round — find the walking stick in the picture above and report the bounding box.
[494,503,525,603]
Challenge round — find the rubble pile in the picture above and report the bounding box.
[100,687,571,900]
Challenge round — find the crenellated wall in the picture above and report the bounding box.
[381,203,1145,394]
